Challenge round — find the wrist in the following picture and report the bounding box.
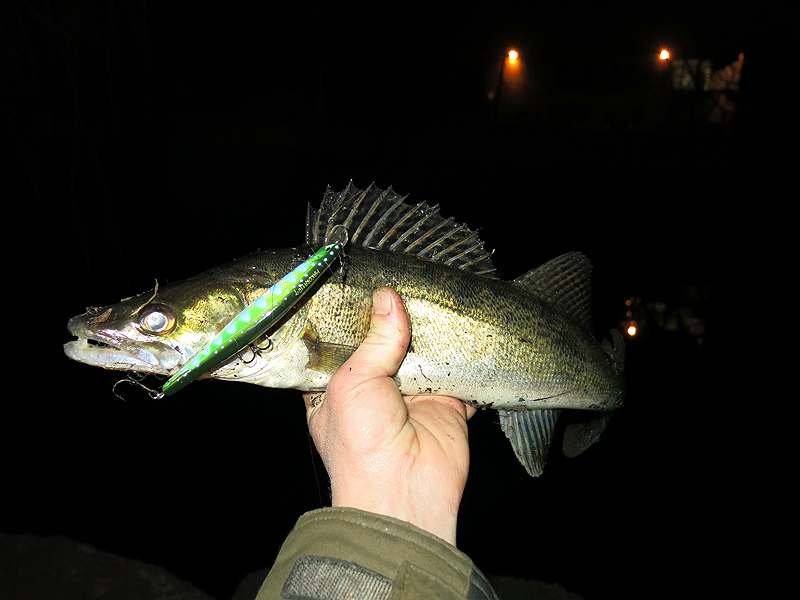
[331,484,459,545]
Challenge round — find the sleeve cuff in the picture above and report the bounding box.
[256,507,497,600]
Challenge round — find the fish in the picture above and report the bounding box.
[64,182,625,476]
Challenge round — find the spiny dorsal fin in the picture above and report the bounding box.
[513,252,592,330]
[499,408,561,477]
[306,181,497,278]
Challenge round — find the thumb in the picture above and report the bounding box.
[344,287,410,381]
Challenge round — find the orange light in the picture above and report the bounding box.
[507,49,519,63]
[658,48,671,62]
[626,324,638,337]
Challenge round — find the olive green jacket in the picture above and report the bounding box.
[255,508,498,600]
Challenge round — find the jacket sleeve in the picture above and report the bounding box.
[255,507,498,600]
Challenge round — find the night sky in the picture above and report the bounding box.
[6,3,767,599]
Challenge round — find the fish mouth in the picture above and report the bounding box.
[64,317,180,375]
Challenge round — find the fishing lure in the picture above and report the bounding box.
[161,226,348,397]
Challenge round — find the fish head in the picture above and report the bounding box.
[64,275,249,376]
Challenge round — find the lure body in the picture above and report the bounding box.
[161,240,345,396]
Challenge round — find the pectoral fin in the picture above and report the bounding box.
[303,327,356,374]
[309,342,355,374]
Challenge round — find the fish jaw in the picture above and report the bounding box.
[64,314,183,375]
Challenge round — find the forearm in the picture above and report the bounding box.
[331,476,459,545]
[256,508,497,600]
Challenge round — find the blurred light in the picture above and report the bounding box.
[626,323,638,337]
[507,49,519,63]
[659,48,671,62]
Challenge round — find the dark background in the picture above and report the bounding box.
[6,2,765,598]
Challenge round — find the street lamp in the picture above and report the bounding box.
[492,47,524,120]
[658,48,671,62]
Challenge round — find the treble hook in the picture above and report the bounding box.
[238,334,274,364]
[112,374,165,401]
[239,346,258,364]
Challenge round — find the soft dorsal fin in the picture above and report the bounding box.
[306,182,497,278]
[513,252,593,330]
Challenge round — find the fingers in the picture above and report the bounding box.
[340,288,410,384]
[307,288,411,449]
[404,394,477,421]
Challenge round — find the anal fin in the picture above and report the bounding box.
[499,409,561,477]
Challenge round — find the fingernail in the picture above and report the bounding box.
[373,288,391,316]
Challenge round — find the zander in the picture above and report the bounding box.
[65,183,625,476]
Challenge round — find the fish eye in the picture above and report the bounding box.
[139,305,175,335]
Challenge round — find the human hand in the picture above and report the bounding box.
[303,287,475,546]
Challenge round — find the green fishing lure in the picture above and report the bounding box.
[161,229,347,397]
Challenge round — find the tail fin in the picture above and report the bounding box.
[601,329,625,375]
[503,257,621,475]
[562,414,613,458]
[560,330,624,459]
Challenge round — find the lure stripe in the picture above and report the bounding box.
[161,241,345,397]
